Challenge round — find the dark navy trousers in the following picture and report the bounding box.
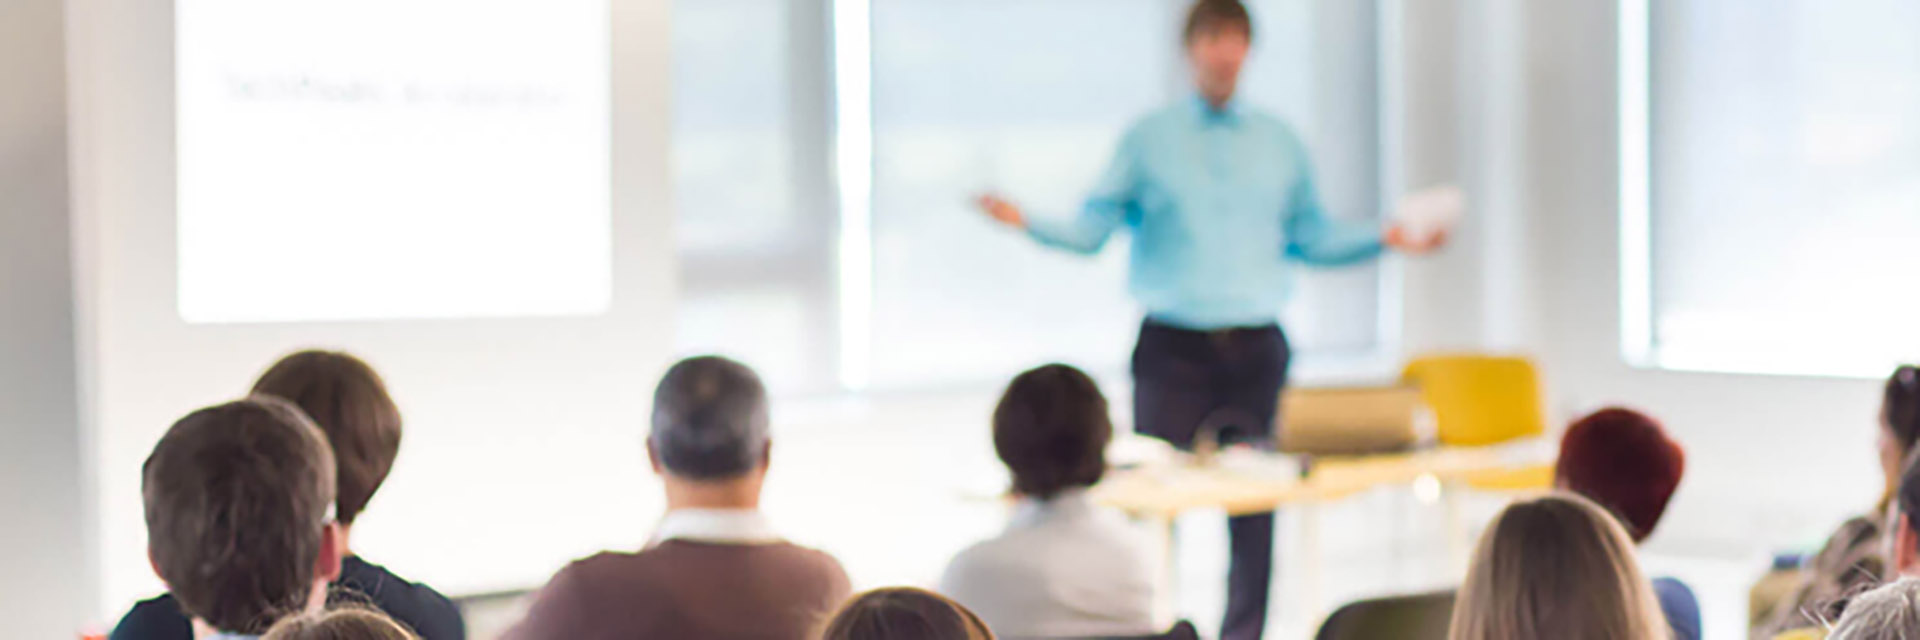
[1131,319,1289,640]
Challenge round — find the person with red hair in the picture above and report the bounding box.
[1554,407,1697,640]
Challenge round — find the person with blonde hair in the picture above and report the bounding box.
[1449,493,1672,640]
[264,606,422,640]
[1827,578,1920,640]
[821,588,996,640]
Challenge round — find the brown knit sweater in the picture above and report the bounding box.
[503,540,851,640]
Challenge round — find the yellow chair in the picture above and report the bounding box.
[1402,354,1547,447]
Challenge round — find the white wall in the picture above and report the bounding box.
[64,0,680,619]
[1396,0,1883,558]
[0,0,97,636]
[1516,0,1882,556]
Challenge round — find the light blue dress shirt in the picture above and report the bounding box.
[1024,96,1385,330]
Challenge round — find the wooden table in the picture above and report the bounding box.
[1092,445,1553,626]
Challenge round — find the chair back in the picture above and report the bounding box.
[1402,355,1545,446]
[1314,590,1457,640]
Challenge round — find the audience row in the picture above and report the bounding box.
[104,349,1920,639]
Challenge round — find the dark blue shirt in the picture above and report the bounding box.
[1653,575,1702,640]
[109,555,464,640]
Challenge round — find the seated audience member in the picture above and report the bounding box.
[112,398,343,640]
[1449,493,1670,640]
[1883,453,1920,579]
[114,351,465,640]
[264,606,421,640]
[503,356,851,640]
[822,588,996,640]
[1757,365,1920,637]
[1825,578,1920,640]
[1556,407,1699,640]
[938,364,1157,638]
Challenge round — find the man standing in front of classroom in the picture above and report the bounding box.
[977,1,1447,637]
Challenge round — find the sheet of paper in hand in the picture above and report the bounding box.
[1393,184,1466,244]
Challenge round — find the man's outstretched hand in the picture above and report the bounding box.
[1384,224,1449,254]
[976,194,1026,228]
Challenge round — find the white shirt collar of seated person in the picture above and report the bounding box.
[1009,488,1099,528]
[650,508,783,546]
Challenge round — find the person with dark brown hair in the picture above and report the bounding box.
[1555,407,1698,639]
[263,606,421,640]
[503,356,850,640]
[113,397,344,639]
[1756,365,1920,637]
[938,364,1156,637]
[821,588,996,640]
[112,351,464,640]
[972,1,1446,637]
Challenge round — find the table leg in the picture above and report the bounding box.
[1301,502,1324,624]
[1144,512,1179,629]
[1444,480,1468,573]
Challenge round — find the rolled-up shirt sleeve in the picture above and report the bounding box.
[1024,133,1139,255]
[1282,148,1383,266]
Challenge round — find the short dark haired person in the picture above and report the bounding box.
[939,365,1156,637]
[974,2,1445,637]
[122,398,343,639]
[502,356,850,640]
[111,351,464,640]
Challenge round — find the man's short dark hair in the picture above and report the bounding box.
[144,397,336,634]
[650,356,771,480]
[993,364,1112,499]
[1184,0,1254,44]
[252,350,401,526]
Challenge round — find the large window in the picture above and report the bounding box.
[677,0,1391,394]
[1623,0,1920,377]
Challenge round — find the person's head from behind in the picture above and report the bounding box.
[820,587,995,640]
[993,364,1112,500]
[649,356,772,504]
[1449,493,1667,640]
[1554,407,1686,544]
[1183,0,1253,106]
[1828,577,1920,640]
[1881,366,1920,498]
[1887,454,1920,577]
[263,606,421,640]
[252,350,402,534]
[144,397,342,634]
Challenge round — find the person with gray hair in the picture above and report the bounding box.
[1828,578,1920,640]
[503,356,851,640]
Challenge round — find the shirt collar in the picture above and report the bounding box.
[1009,489,1098,529]
[1188,94,1243,126]
[651,508,783,546]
